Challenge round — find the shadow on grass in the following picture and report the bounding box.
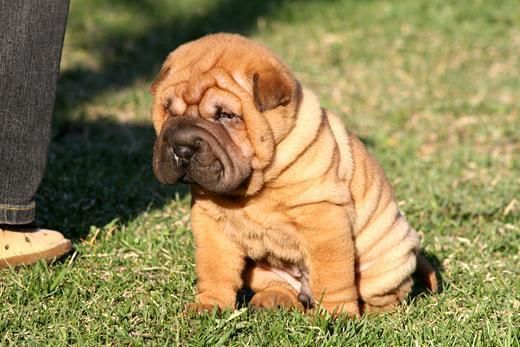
[37,119,188,241]
[411,250,444,298]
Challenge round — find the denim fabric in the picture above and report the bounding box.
[0,0,69,224]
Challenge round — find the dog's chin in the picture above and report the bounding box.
[179,174,194,184]
[156,160,251,194]
[181,169,251,194]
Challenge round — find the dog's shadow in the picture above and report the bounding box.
[412,250,444,296]
[37,119,188,240]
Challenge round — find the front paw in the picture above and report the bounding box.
[360,301,398,314]
[319,300,360,317]
[250,287,302,310]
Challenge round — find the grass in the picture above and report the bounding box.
[1,0,519,345]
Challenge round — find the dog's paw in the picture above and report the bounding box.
[360,294,401,314]
[359,283,410,314]
[319,300,360,318]
[360,301,398,314]
[250,287,302,310]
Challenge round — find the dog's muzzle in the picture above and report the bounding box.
[153,116,251,193]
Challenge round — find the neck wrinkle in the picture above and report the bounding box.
[263,88,323,182]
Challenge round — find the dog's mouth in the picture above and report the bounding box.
[170,149,194,184]
[179,173,194,184]
[173,156,247,193]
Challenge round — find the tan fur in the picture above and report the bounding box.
[151,33,437,316]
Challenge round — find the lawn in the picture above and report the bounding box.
[1,0,519,345]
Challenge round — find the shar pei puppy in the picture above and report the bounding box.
[151,33,437,316]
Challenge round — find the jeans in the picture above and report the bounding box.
[0,0,69,224]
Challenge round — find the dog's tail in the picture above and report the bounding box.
[415,254,438,293]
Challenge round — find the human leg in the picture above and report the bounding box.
[0,0,71,267]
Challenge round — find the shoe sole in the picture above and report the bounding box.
[0,239,73,268]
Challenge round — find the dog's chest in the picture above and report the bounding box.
[222,204,306,266]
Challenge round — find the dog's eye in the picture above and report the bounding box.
[214,107,239,122]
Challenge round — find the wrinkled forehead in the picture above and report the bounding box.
[158,49,268,118]
[157,67,244,121]
[161,37,281,96]
[170,45,260,86]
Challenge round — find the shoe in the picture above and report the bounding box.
[0,225,72,268]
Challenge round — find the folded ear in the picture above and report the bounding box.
[253,69,294,112]
[150,66,171,94]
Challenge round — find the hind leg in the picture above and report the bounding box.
[360,276,413,313]
[243,263,302,310]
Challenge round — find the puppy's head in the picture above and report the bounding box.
[151,33,301,195]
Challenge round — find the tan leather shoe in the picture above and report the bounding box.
[0,226,72,268]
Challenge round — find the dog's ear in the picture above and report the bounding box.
[253,69,293,112]
[150,66,171,94]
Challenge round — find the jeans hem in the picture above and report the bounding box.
[0,202,36,224]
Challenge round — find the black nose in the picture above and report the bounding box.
[173,145,195,161]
